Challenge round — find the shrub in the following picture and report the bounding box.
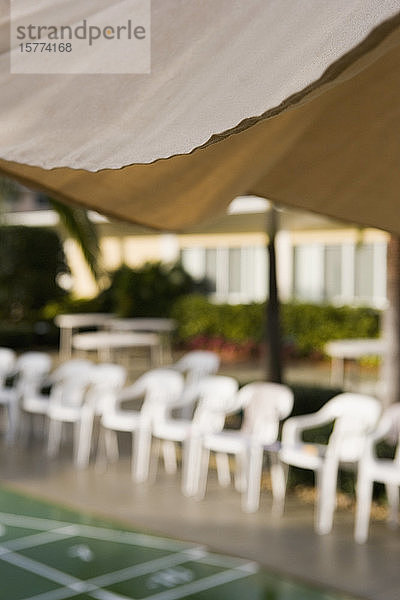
[0,320,59,349]
[282,303,380,357]
[103,262,198,317]
[171,295,264,343]
[171,295,381,358]
[0,225,68,321]
[45,261,198,320]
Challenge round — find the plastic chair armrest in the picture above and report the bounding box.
[282,412,333,446]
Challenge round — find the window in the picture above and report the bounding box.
[293,244,324,301]
[324,245,342,300]
[180,245,267,303]
[354,243,374,299]
[228,248,241,294]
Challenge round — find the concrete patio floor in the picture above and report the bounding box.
[1,436,399,600]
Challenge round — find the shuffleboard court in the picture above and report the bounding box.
[0,487,355,600]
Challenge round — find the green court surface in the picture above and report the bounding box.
[0,487,354,600]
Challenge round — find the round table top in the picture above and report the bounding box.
[55,313,113,328]
[72,331,160,351]
[325,338,385,358]
[107,318,176,332]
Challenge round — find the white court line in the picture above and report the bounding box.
[0,512,193,552]
[237,561,260,574]
[72,525,192,552]
[1,529,77,552]
[131,567,254,600]
[90,589,134,600]
[23,588,83,600]
[0,511,260,600]
[196,553,259,571]
[0,550,83,587]
[24,580,98,600]
[88,547,206,588]
[16,548,207,600]
[0,512,71,531]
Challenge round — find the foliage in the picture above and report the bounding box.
[171,295,381,358]
[171,295,264,343]
[0,320,59,349]
[102,262,197,317]
[281,302,380,357]
[50,198,104,282]
[45,261,198,319]
[0,225,68,321]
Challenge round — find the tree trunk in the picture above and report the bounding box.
[381,234,400,406]
[265,206,283,383]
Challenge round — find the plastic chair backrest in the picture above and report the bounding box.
[371,403,400,463]
[87,363,127,414]
[50,366,96,408]
[240,382,294,442]
[50,359,93,384]
[192,376,239,433]
[320,393,381,461]
[120,369,184,423]
[0,348,16,385]
[15,352,52,396]
[175,351,220,384]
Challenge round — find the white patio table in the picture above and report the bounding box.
[55,313,113,360]
[325,338,385,386]
[107,318,176,363]
[71,331,162,365]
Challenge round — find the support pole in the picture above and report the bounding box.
[265,206,283,383]
[381,235,400,406]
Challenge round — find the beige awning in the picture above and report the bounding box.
[1,1,400,232]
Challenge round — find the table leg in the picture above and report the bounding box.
[59,327,72,360]
[331,356,345,386]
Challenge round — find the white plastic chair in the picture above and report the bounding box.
[170,350,220,417]
[47,362,126,467]
[152,375,239,496]
[196,382,294,512]
[22,359,93,428]
[149,350,221,470]
[99,369,184,481]
[0,348,16,386]
[280,393,381,535]
[355,403,400,543]
[75,363,127,468]
[0,351,52,443]
[47,362,97,462]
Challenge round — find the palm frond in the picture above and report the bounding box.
[50,199,105,284]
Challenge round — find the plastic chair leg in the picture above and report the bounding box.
[133,427,152,482]
[386,483,399,528]
[195,448,210,500]
[243,445,263,513]
[104,429,119,463]
[47,419,62,457]
[6,400,19,444]
[270,453,287,518]
[75,412,94,469]
[148,437,161,484]
[95,427,108,472]
[315,461,338,535]
[354,474,373,544]
[234,450,247,493]
[182,436,202,497]
[162,440,177,475]
[216,452,231,487]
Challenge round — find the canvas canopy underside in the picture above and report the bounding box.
[1,1,400,232]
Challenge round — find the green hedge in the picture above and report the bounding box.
[171,295,381,357]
